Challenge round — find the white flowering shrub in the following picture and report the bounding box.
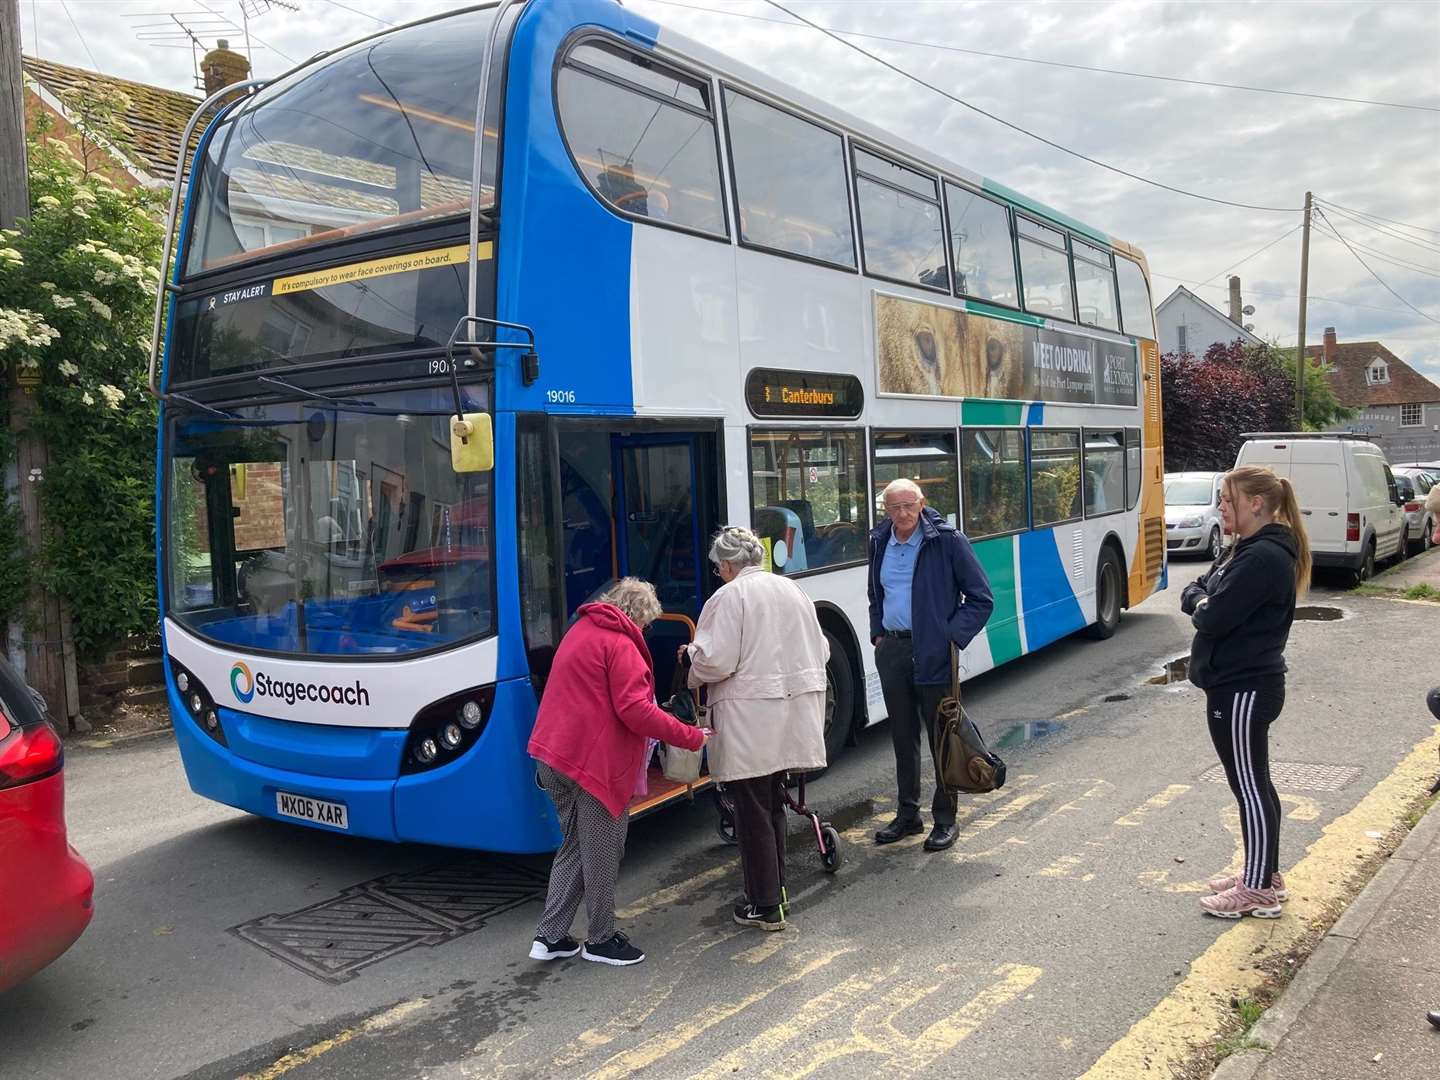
[0,100,165,653]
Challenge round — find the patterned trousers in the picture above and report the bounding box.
[535,762,630,944]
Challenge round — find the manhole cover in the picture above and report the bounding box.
[233,856,548,983]
[1200,761,1361,791]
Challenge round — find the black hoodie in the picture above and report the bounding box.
[1180,523,1299,690]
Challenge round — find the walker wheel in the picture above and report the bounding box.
[819,824,842,872]
[713,791,739,846]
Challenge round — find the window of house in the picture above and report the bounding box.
[1072,239,1119,332]
[1017,217,1075,321]
[1125,427,1142,511]
[725,90,855,268]
[1083,430,1125,517]
[853,148,948,290]
[1401,402,1423,426]
[749,428,868,574]
[1116,256,1156,339]
[1368,361,1390,384]
[1029,429,1082,527]
[1177,323,1188,355]
[871,430,958,526]
[945,183,1019,307]
[557,42,727,237]
[960,428,1027,539]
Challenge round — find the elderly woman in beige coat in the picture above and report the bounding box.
[684,526,828,931]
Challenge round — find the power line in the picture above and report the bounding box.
[1313,225,1440,279]
[644,0,1440,114]
[761,1,1302,214]
[1313,208,1440,325]
[1315,196,1440,238]
[1314,200,1440,255]
[1150,272,1433,319]
[1200,224,1303,286]
[58,0,100,71]
[318,0,394,26]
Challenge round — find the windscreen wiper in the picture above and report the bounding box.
[164,392,238,418]
[258,375,376,408]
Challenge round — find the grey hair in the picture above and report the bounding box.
[709,526,766,570]
[881,477,924,503]
[598,577,664,627]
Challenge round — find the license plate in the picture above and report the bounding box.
[275,791,349,830]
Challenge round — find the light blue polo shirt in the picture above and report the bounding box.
[881,527,922,631]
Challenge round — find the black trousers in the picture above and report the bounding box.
[875,635,957,827]
[1206,681,1285,891]
[730,772,786,909]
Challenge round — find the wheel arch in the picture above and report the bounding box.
[814,601,867,738]
[1099,531,1131,609]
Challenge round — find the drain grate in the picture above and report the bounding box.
[233,856,549,983]
[1201,761,1362,792]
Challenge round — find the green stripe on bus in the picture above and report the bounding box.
[972,535,1023,665]
[981,178,1109,245]
[963,299,1045,327]
[961,400,1024,426]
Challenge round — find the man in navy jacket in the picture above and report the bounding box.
[868,479,994,851]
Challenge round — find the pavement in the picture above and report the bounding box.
[1370,543,1440,593]
[1213,787,1440,1080]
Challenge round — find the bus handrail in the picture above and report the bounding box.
[148,78,270,399]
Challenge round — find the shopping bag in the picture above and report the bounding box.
[658,655,706,786]
[933,646,1006,794]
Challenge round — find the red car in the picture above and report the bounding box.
[0,659,93,993]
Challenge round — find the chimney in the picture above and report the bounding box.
[1322,327,1337,366]
[1227,276,1243,325]
[201,40,250,101]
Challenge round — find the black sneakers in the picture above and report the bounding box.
[582,931,646,966]
[733,903,786,931]
[529,934,580,961]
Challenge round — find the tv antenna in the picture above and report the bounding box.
[125,3,300,89]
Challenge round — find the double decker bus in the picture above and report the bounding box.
[152,0,1165,854]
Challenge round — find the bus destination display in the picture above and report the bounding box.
[746,369,863,419]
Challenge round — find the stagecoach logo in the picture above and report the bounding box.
[230,661,255,703]
[228,659,372,709]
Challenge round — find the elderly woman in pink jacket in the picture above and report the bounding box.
[684,526,828,931]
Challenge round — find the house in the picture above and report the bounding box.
[1311,328,1440,463]
[1155,283,1263,359]
[20,42,249,194]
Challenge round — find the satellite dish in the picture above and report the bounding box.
[1243,323,1255,332]
[1242,305,1255,316]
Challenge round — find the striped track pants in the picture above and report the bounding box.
[1205,682,1286,891]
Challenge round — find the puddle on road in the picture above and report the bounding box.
[1148,656,1191,685]
[993,719,1066,750]
[1294,605,1346,621]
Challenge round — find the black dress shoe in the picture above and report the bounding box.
[875,816,924,844]
[923,823,959,851]
[1428,1009,1440,1030]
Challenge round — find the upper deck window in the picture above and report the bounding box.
[183,8,495,278]
[944,183,1018,307]
[1116,256,1156,339]
[557,41,726,237]
[1017,215,1075,322]
[853,147,947,291]
[1072,238,1119,332]
[724,90,855,269]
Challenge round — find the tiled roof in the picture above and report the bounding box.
[21,55,208,185]
[1305,339,1440,407]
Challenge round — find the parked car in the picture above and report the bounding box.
[1393,467,1437,553]
[0,658,93,993]
[1164,471,1225,560]
[1235,433,1407,582]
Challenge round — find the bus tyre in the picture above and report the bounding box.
[821,630,854,767]
[1086,547,1123,640]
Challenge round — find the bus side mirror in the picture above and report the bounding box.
[450,413,494,473]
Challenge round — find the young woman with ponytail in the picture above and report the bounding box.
[1180,465,1311,919]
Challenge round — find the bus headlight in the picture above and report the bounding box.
[189,693,204,714]
[168,661,227,748]
[177,672,190,693]
[460,700,483,729]
[401,685,495,775]
[414,738,438,764]
[439,722,463,750]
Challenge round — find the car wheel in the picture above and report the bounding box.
[1086,547,1124,639]
[1424,518,1435,552]
[1393,528,1408,563]
[820,630,854,767]
[1354,540,1376,585]
[1206,526,1222,561]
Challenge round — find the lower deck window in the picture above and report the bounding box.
[1084,430,1125,517]
[1029,429,1082,527]
[750,429,868,574]
[961,428,1027,539]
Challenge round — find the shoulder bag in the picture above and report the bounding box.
[933,645,1006,794]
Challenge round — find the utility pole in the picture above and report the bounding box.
[1294,191,1313,428]
[2,0,78,727]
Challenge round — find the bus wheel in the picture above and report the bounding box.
[821,630,854,766]
[1086,548,1123,640]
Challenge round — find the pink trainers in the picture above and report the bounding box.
[1200,884,1283,919]
[1207,871,1288,900]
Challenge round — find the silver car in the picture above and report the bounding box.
[1394,468,1437,553]
[1164,471,1225,560]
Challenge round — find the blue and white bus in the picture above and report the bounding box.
[151,0,1166,854]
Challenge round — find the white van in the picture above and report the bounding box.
[1235,433,1407,581]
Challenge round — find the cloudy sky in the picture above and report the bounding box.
[19,0,1440,379]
